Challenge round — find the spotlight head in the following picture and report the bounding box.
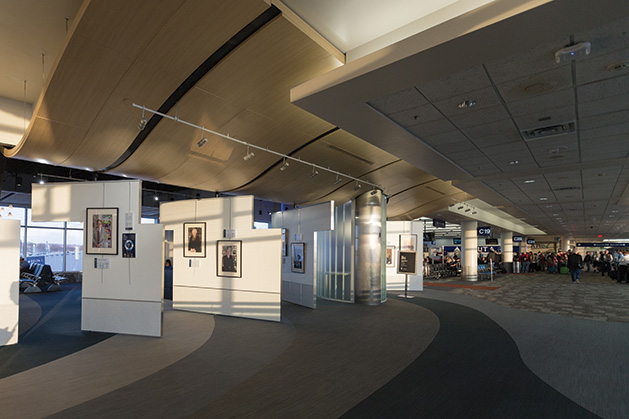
[154,195,159,201]
[457,206,464,210]
[243,151,255,161]
[353,183,361,191]
[370,189,378,195]
[279,160,289,171]
[138,117,148,131]
[334,177,343,185]
[197,137,208,147]
[310,170,319,179]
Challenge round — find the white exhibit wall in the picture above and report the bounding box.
[271,202,334,309]
[160,196,282,322]
[31,180,163,337]
[0,220,20,346]
[386,221,423,291]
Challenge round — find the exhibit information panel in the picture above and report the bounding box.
[397,251,417,275]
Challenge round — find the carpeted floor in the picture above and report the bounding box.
[1,274,627,418]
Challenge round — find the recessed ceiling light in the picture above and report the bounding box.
[458,99,476,108]
[540,197,548,200]
[524,179,535,183]
[606,60,629,71]
[510,160,519,165]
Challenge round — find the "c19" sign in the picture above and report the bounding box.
[477,227,491,236]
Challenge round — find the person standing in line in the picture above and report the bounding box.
[601,250,612,277]
[521,252,531,273]
[567,250,583,283]
[584,251,592,272]
[617,250,629,284]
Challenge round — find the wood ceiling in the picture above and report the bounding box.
[3,0,473,221]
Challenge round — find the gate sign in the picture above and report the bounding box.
[527,239,535,245]
[477,226,491,236]
[512,235,523,242]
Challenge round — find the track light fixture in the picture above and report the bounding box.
[457,205,464,210]
[310,166,319,179]
[131,103,384,191]
[243,145,255,161]
[197,127,208,147]
[138,107,148,131]
[353,180,361,191]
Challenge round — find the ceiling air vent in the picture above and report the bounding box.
[521,121,575,141]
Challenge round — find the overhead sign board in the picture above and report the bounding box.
[527,239,535,245]
[512,235,523,242]
[477,226,491,236]
[576,242,629,248]
[432,218,446,228]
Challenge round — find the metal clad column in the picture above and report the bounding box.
[461,220,478,282]
[354,190,384,305]
[501,231,514,273]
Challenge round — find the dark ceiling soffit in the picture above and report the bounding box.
[99,5,282,173]
[223,127,340,193]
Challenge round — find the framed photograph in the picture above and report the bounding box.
[86,208,118,255]
[291,242,305,273]
[217,240,241,278]
[400,234,417,251]
[386,245,396,267]
[184,222,206,258]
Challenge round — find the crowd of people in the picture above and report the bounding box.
[515,249,629,283]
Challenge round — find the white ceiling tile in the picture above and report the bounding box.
[434,141,479,155]
[514,105,576,131]
[484,39,570,84]
[580,109,629,130]
[407,118,457,138]
[578,75,629,102]
[576,48,629,85]
[417,65,491,102]
[460,119,519,140]
[581,122,629,139]
[469,131,522,148]
[507,88,574,117]
[420,130,469,147]
[386,103,444,127]
[574,16,629,59]
[448,104,511,129]
[368,87,428,114]
[496,66,573,104]
[431,86,501,117]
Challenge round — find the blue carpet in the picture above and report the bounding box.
[342,296,600,418]
[0,283,113,379]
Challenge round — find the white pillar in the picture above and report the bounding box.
[461,220,478,282]
[501,231,514,273]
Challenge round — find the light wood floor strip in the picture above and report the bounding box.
[0,306,214,419]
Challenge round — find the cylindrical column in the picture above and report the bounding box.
[501,231,514,273]
[354,190,384,305]
[461,220,478,281]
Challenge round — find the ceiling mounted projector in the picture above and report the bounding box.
[555,42,591,63]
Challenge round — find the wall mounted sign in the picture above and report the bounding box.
[122,233,136,258]
[477,226,491,236]
[291,242,305,273]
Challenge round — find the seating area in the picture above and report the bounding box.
[477,264,500,281]
[20,263,66,293]
[424,263,458,280]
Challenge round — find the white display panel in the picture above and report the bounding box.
[271,202,334,309]
[386,221,423,291]
[0,220,20,346]
[32,180,164,337]
[161,196,282,322]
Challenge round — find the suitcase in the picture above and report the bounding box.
[560,266,569,274]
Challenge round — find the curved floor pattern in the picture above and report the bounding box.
[419,287,629,419]
[0,283,112,379]
[0,306,214,419]
[343,296,599,419]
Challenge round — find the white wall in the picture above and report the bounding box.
[32,180,163,337]
[161,196,282,322]
[386,221,423,291]
[271,202,334,309]
[0,220,20,346]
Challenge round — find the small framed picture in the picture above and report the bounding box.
[282,228,288,257]
[386,245,396,267]
[291,242,305,273]
[86,208,118,255]
[184,222,206,258]
[399,234,417,251]
[217,240,241,278]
